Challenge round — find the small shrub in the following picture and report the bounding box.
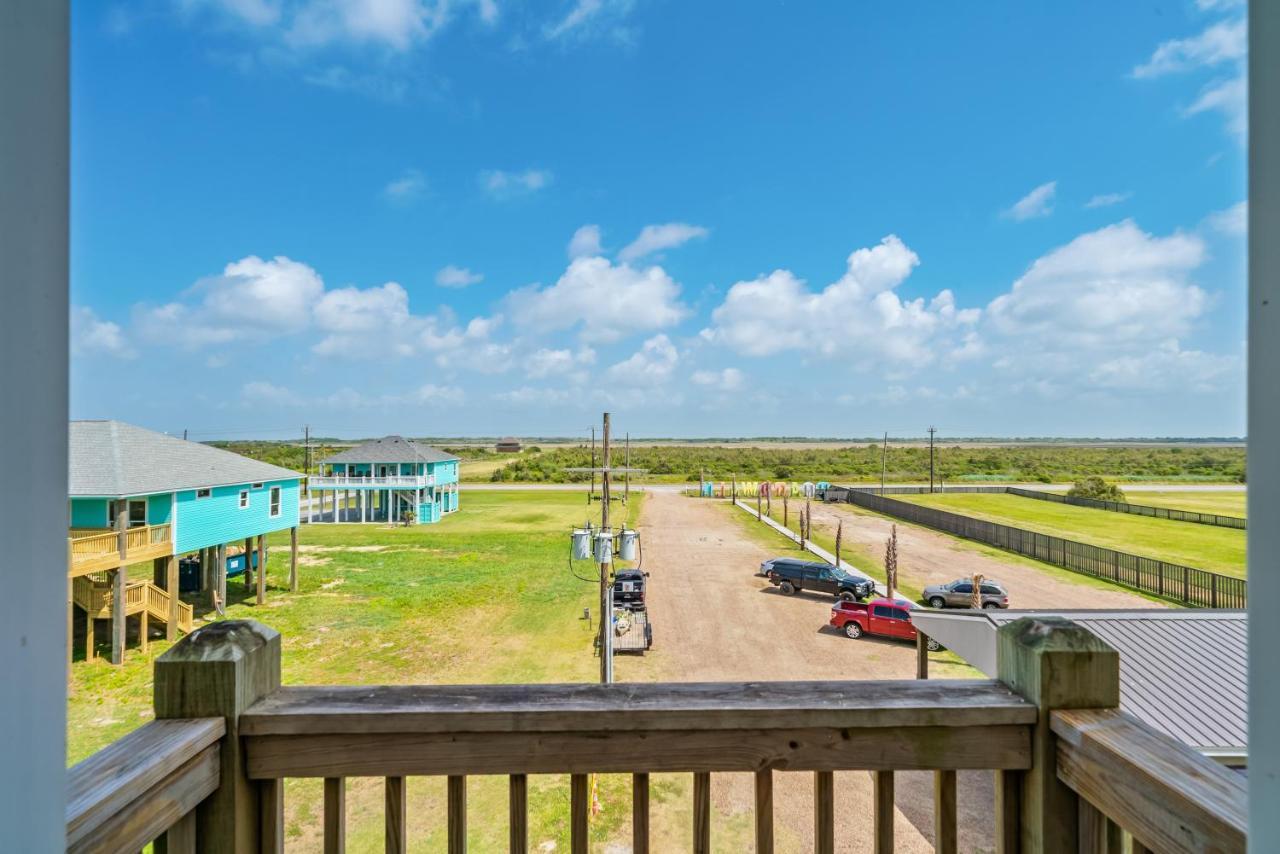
[1067,476,1126,502]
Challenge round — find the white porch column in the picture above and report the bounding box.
[361,489,367,523]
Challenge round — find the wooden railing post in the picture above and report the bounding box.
[154,620,282,852]
[996,616,1119,854]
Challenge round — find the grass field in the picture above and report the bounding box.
[897,492,1246,578]
[68,490,651,852]
[1119,489,1247,517]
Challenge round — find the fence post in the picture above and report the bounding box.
[995,616,1120,854]
[154,620,282,852]
[1212,574,1219,608]
[1183,567,1190,604]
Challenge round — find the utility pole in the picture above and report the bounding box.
[599,413,612,683]
[624,432,630,505]
[928,426,937,493]
[182,429,188,441]
[590,427,596,502]
[304,424,311,477]
[880,432,889,496]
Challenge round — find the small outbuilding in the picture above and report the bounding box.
[496,437,522,453]
[911,608,1248,767]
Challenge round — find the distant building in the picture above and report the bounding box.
[496,437,522,453]
[309,435,459,524]
[68,420,303,663]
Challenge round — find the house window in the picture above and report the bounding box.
[196,488,211,499]
[108,499,148,528]
[252,482,263,489]
[269,486,282,517]
[239,490,249,509]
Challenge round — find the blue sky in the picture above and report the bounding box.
[70,0,1248,440]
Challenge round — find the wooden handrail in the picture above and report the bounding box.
[66,717,224,853]
[1052,708,1247,853]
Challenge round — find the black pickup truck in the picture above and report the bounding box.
[612,569,649,610]
[759,557,875,601]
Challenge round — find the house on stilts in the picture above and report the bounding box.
[67,420,303,665]
[308,435,460,524]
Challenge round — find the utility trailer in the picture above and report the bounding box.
[612,608,653,653]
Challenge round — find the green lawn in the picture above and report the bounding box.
[1118,489,1246,517]
[897,492,1246,578]
[68,490,653,852]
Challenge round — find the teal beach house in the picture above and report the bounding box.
[67,420,303,664]
[308,435,460,524]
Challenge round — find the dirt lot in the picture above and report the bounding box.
[618,492,997,853]
[807,502,1164,610]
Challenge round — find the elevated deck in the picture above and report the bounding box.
[68,523,172,576]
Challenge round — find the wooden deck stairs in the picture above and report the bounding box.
[73,574,194,636]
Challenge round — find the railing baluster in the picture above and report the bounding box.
[155,810,195,854]
[872,770,894,853]
[386,776,407,854]
[632,772,649,854]
[692,772,711,854]
[754,770,773,854]
[260,779,284,854]
[933,770,957,854]
[813,771,834,854]
[1077,799,1120,854]
[994,770,1020,854]
[325,777,346,854]
[448,775,467,854]
[509,774,527,853]
[570,774,589,854]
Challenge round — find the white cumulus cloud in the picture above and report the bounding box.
[506,256,688,343]
[706,235,978,368]
[568,224,604,259]
[435,265,483,288]
[606,334,679,386]
[480,168,552,198]
[382,168,426,203]
[618,223,708,262]
[1133,18,1246,78]
[690,367,744,391]
[72,306,135,359]
[1085,192,1132,209]
[1004,181,1057,221]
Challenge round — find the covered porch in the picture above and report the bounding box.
[307,482,459,524]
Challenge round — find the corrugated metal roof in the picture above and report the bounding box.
[323,435,459,464]
[69,420,302,497]
[916,609,1247,755]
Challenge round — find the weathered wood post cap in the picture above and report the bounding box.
[154,620,281,719]
[997,616,1120,710]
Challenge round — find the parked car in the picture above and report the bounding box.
[921,578,1009,609]
[612,569,649,611]
[830,598,941,649]
[760,557,875,601]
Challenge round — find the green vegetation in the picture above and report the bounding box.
[1121,489,1247,517]
[490,444,1246,484]
[896,492,1246,578]
[69,491,653,851]
[1067,476,1126,502]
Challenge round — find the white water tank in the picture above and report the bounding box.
[571,528,592,560]
[619,529,638,561]
[594,531,614,563]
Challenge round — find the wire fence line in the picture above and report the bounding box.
[1002,487,1247,529]
[831,487,1246,609]
[826,484,1247,530]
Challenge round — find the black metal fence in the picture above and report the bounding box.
[836,488,1246,608]
[1004,487,1247,529]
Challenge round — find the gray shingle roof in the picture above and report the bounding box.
[323,435,459,465]
[70,420,302,497]
[913,609,1247,755]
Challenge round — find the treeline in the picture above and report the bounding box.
[488,444,1246,484]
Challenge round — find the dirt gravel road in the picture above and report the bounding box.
[618,492,996,853]
[806,502,1164,610]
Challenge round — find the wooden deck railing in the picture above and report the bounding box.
[68,522,172,575]
[65,617,1248,853]
[65,718,224,853]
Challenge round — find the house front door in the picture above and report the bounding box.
[379,465,390,477]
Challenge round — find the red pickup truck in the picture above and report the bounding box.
[830,598,941,650]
